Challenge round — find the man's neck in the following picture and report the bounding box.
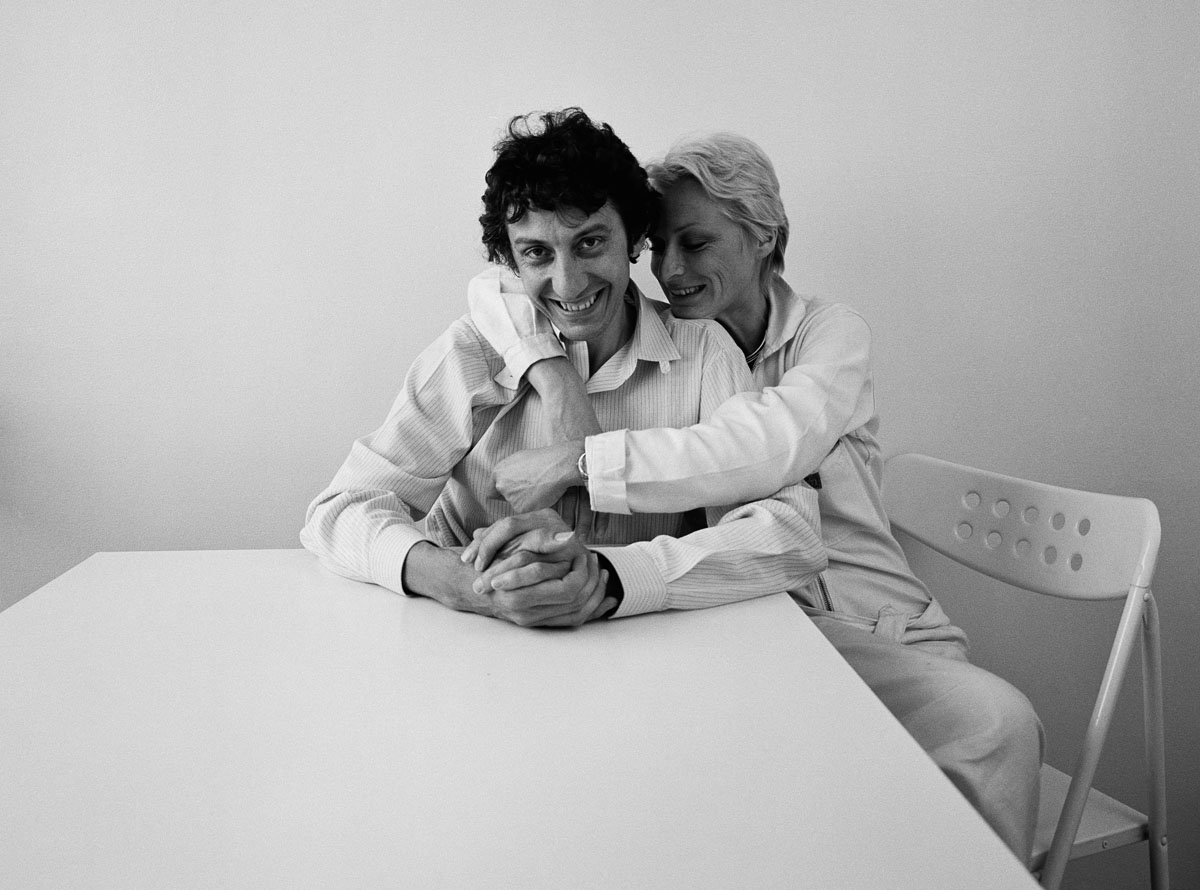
[578,288,636,378]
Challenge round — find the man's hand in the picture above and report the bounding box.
[492,439,585,513]
[461,510,617,625]
[406,534,612,627]
[480,542,613,627]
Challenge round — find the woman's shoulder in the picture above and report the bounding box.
[786,294,873,346]
[770,276,869,340]
[767,288,874,372]
[798,295,866,320]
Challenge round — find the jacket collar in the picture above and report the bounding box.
[758,273,808,365]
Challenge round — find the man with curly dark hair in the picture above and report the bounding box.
[301,108,826,627]
[479,107,652,272]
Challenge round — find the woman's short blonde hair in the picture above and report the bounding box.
[645,132,789,296]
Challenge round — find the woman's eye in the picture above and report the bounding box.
[684,241,708,252]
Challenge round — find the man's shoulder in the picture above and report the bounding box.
[408,313,505,384]
[425,311,495,348]
[657,308,743,357]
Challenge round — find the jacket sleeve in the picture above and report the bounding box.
[595,325,827,616]
[586,303,875,515]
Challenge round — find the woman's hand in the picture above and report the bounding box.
[462,508,571,572]
[492,440,585,513]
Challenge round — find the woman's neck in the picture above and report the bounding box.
[717,291,769,358]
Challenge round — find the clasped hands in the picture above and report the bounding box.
[456,508,616,627]
[429,436,604,627]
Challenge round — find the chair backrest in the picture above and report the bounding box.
[883,454,1160,600]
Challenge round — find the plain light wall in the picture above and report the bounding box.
[3,2,1197,887]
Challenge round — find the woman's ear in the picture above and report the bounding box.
[756,232,777,259]
[629,237,647,263]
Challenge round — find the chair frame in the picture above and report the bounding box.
[882,453,1168,890]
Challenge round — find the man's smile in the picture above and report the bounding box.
[553,290,603,313]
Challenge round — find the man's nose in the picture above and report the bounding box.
[552,258,587,301]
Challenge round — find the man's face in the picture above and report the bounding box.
[507,202,633,366]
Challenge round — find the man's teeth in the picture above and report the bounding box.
[558,293,600,312]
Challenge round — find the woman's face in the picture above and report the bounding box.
[648,177,764,323]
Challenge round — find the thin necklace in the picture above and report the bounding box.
[744,331,768,366]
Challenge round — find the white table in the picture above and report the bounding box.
[1,550,1038,889]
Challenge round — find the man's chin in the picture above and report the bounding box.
[548,315,595,341]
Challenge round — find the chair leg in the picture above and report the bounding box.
[1142,591,1169,890]
[1040,588,1147,890]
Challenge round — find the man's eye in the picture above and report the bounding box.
[522,247,550,263]
[577,236,605,253]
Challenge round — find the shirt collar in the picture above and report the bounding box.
[563,283,681,393]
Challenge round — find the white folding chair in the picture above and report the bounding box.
[882,453,1168,890]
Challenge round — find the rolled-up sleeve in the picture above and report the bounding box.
[466,267,564,388]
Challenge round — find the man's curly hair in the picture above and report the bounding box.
[480,108,653,270]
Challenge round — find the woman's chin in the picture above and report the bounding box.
[667,300,711,319]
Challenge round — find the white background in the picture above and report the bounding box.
[3,3,1196,887]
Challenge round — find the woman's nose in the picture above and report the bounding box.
[660,245,684,279]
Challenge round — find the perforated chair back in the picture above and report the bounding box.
[883,454,1167,890]
[883,453,1159,600]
